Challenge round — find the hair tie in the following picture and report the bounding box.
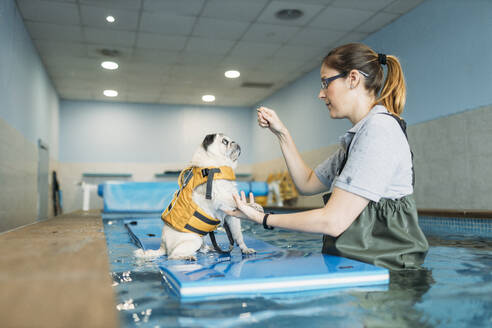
[378,53,387,65]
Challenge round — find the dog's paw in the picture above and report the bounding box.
[199,244,212,253]
[248,202,264,213]
[240,247,256,255]
[169,255,197,261]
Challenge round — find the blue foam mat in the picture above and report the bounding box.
[99,182,178,214]
[125,218,389,299]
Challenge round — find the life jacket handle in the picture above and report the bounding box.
[209,221,234,253]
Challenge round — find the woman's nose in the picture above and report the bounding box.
[318,89,325,99]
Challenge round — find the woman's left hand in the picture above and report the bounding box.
[224,191,263,223]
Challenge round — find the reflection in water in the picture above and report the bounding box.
[427,235,492,250]
[353,269,435,327]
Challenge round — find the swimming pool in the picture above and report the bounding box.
[103,216,492,327]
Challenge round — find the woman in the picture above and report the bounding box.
[231,43,429,270]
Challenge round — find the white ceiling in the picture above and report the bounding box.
[16,0,426,107]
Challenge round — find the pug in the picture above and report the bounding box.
[135,133,260,261]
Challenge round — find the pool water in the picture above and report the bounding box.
[103,218,492,328]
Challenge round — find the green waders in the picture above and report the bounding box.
[322,113,429,270]
[322,194,429,270]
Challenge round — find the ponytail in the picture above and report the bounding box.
[373,55,406,116]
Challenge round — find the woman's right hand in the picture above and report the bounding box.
[257,106,287,137]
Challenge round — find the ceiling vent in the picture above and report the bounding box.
[98,49,121,57]
[241,82,274,89]
[275,9,303,20]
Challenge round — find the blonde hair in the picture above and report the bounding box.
[322,43,406,116]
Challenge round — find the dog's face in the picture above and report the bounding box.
[192,133,241,168]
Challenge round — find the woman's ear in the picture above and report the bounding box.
[348,69,361,89]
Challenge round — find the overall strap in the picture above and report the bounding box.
[380,113,408,137]
[337,132,355,176]
[379,113,415,188]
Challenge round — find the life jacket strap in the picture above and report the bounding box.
[209,221,234,253]
[202,168,221,199]
[183,210,220,235]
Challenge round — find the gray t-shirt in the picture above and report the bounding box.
[314,105,413,202]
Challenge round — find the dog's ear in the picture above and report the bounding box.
[202,133,217,151]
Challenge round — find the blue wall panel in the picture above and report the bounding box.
[364,0,492,125]
[60,100,253,164]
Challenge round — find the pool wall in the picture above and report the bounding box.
[0,0,59,233]
[419,216,492,239]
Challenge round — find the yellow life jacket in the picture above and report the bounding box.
[161,166,236,236]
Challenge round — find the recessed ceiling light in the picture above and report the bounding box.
[202,95,215,102]
[106,16,115,23]
[101,61,119,70]
[225,70,240,78]
[103,90,118,97]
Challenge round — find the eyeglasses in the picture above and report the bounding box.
[320,70,369,89]
[321,72,347,89]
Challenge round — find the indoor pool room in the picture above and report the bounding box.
[1,0,492,327]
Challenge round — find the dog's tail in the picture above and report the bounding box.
[133,247,166,259]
